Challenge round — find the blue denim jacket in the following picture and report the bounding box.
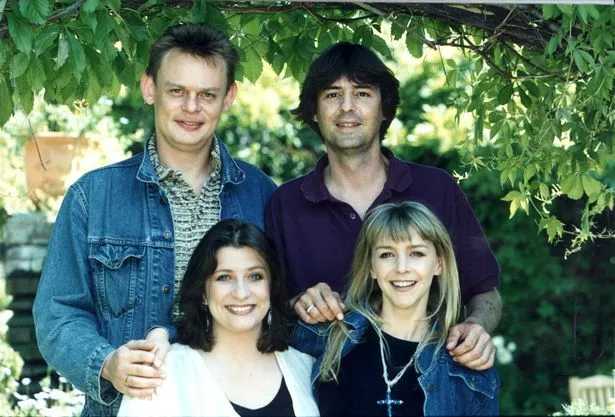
[33,139,276,417]
[292,311,499,416]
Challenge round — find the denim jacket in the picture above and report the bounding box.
[292,311,499,416]
[33,139,276,417]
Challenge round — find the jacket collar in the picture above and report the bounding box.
[136,134,245,186]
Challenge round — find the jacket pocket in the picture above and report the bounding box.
[89,243,146,318]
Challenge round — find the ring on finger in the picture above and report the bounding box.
[306,304,316,315]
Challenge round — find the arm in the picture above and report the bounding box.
[447,288,502,370]
[33,185,164,404]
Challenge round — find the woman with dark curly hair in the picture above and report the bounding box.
[119,219,318,417]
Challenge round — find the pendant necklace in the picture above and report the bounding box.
[376,332,417,417]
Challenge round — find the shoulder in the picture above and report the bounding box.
[231,159,277,190]
[271,173,310,200]
[405,161,457,186]
[279,347,315,374]
[163,344,202,371]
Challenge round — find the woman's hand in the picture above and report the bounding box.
[292,282,346,324]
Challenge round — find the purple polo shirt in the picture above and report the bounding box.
[265,148,500,305]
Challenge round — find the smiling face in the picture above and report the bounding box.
[204,246,270,339]
[314,76,384,154]
[140,48,237,158]
[371,229,442,316]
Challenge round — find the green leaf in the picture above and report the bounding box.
[0,75,13,126]
[106,0,121,11]
[27,56,46,93]
[405,30,423,58]
[539,216,564,242]
[0,39,7,68]
[577,5,589,24]
[501,190,528,218]
[572,50,588,72]
[7,13,33,53]
[497,84,513,105]
[67,31,86,82]
[35,25,59,57]
[581,175,603,198]
[10,52,30,79]
[539,183,550,200]
[83,0,100,13]
[518,87,532,108]
[543,4,559,20]
[546,36,559,55]
[353,25,373,48]
[19,0,51,25]
[56,35,69,70]
[242,47,263,83]
[560,175,584,200]
[524,164,537,184]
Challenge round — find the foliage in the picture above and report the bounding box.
[0,2,613,251]
[552,399,615,416]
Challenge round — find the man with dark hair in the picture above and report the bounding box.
[266,42,502,370]
[33,23,276,416]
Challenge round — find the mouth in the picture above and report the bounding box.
[225,305,256,315]
[335,120,361,128]
[176,120,204,131]
[390,280,418,290]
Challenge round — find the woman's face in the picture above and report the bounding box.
[370,229,442,314]
[204,246,271,339]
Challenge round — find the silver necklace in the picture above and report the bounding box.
[376,332,417,417]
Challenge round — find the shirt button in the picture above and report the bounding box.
[162,285,170,294]
[163,230,172,239]
[349,213,357,220]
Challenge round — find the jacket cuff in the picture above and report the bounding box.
[85,345,118,406]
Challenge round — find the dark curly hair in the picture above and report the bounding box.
[175,219,291,352]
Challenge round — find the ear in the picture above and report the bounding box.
[370,269,376,279]
[434,257,443,277]
[313,114,319,123]
[222,82,238,110]
[141,73,156,105]
[202,295,208,306]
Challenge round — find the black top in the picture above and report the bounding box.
[317,326,425,416]
[230,377,295,417]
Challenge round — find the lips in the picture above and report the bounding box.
[225,305,256,315]
[335,120,361,128]
[390,280,418,289]
[176,120,204,131]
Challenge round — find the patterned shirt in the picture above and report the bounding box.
[147,135,222,318]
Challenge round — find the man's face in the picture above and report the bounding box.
[140,49,237,158]
[313,76,384,154]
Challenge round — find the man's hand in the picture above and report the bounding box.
[292,283,346,324]
[145,327,170,369]
[446,321,495,371]
[101,340,166,399]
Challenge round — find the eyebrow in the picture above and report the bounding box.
[163,82,223,93]
[375,244,428,250]
[214,266,268,273]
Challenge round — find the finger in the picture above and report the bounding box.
[452,335,493,365]
[458,345,496,370]
[125,373,165,389]
[129,363,166,379]
[333,292,346,311]
[152,345,169,369]
[446,326,462,350]
[310,291,336,322]
[125,339,156,352]
[322,292,344,320]
[448,329,480,356]
[125,387,157,399]
[294,297,317,324]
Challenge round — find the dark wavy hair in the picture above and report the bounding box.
[175,219,291,352]
[145,23,239,91]
[292,42,400,142]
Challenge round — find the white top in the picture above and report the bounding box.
[118,344,319,417]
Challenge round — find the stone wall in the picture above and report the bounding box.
[2,212,53,394]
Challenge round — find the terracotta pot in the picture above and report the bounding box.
[23,132,91,201]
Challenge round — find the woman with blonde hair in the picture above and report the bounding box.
[294,201,499,416]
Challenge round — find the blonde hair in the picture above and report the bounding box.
[319,201,461,382]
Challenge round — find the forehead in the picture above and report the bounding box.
[157,49,227,84]
[374,228,433,248]
[325,75,378,90]
[215,246,267,267]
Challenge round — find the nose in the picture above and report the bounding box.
[232,278,249,300]
[340,91,356,113]
[182,93,201,113]
[396,254,409,274]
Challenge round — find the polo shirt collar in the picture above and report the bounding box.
[301,146,412,203]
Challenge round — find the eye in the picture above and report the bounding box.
[200,91,215,99]
[215,274,231,281]
[169,88,183,95]
[325,92,340,99]
[248,273,265,281]
[378,251,395,259]
[409,251,425,257]
[357,91,371,97]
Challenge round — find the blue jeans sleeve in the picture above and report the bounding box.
[33,184,118,406]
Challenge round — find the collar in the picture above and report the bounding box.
[136,133,245,186]
[300,147,412,203]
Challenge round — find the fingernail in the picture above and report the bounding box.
[154,359,162,368]
[336,313,344,320]
[160,372,167,379]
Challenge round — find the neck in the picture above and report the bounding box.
[209,325,263,359]
[379,301,429,342]
[325,144,387,188]
[156,137,214,193]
